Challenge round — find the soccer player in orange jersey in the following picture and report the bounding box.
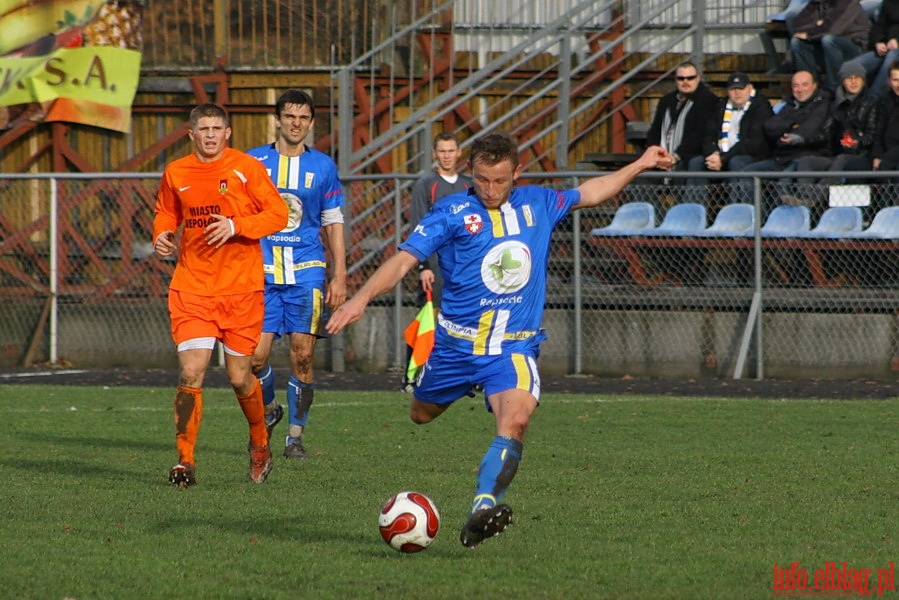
[153,103,289,488]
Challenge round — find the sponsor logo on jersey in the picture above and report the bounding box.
[523,205,535,227]
[280,192,303,232]
[480,240,532,294]
[464,213,483,234]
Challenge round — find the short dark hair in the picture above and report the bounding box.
[433,131,459,149]
[676,61,699,74]
[275,89,315,119]
[889,60,899,77]
[469,132,519,169]
[189,103,229,128]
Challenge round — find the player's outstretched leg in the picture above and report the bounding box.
[459,435,522,547]
[459,504,513,549]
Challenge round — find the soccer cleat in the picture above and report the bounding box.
[284,436,307,459]
[168,462,196,489]
[265,403,283,439]
[459,504,513,549]
[248,445,273,483]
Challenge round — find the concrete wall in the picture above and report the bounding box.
[2,303,896,380]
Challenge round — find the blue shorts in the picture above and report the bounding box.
[262,284,325,338]
[415,343,541,408]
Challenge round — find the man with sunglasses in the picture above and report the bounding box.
[646,62,719,177]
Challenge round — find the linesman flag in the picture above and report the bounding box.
[404,290,435,382]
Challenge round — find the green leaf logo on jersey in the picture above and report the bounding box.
[489,249,522,282]
[280,192,303,232]
[481,241,531,294]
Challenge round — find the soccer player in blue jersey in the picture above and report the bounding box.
[326,132,672,548]
[247,89,347,459]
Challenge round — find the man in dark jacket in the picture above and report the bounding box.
[871,60,899,172]
[870,61,899,210]
[646,62,720,172]
[739,70,834,212]
[791,0,871,90]
[788,61,881,216]
[686,72,774,205]
[798,61,880,178]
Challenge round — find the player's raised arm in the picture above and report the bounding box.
[572,145,672,211]
[326,250,420,334]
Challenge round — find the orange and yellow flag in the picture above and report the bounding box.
[404,290,435,382]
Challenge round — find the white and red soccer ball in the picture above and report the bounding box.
[378,491,441,553]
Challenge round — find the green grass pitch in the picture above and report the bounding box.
[0,385,896,599]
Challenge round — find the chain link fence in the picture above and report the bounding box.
[2,172,897,380]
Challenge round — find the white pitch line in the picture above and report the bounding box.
[0,369,89,379]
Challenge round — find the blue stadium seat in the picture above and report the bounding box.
[590,202,656,236]
[798,206,863,239]
[852,206,899,239]
[644,203,706,236]
[760,205,811,238]
[697,203,755,237]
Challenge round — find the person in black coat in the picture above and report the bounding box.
[686,72,775,205]
[738,70,834,212]
[839,0,899,99]
[797,61,880,179]
[871,60,899,172]
[646,62,720,172]
[790,0,872,90]
[785,61,881,216]
[871,59,899,209]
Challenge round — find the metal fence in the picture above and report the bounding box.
[2,171,897,380]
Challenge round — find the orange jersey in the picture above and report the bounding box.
[154,147,289,296]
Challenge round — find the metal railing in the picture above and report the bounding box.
[3,170,897,380]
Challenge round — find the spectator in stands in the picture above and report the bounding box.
[871,60,899,175]
[798,61,880,178]
[738,70,834,211]
[790,0,872,90]
[782,62,881,216]
[841,0,899,99]
[686,72,774,204]
[646,62,719,175]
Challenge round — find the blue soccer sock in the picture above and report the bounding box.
[287,375,315,439]
[470,436,523,515]
[256,364,276,409]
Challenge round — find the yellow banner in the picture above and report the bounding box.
[0,46,141,132]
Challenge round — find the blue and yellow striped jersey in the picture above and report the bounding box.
[246,143,344,287]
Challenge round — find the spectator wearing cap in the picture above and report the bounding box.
[797,61,879,178]
[685,72,775,205]
[840,0,899,100]
[781,61,881,216]
[738,70,834,213]
[646,62,720,173]
[791,0,872,90]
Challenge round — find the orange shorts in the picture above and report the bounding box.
[168,289,264,356]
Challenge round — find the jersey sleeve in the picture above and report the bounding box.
[321,160,345,211]
[529,185,580,227]
[398,203,450,263]
[232,157,289,240]
[153,168,181,240]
